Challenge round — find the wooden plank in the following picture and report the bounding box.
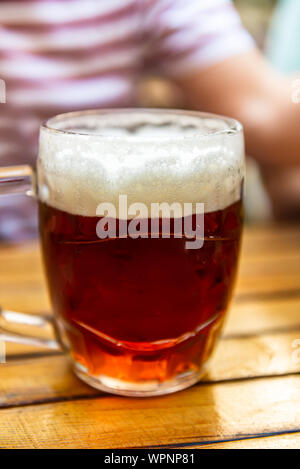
[4,343,54,359]
[0,355,98,408]
[1,330,299,408]
[237,262,300,297]
[2,226,300,356]
[238,225,300,297]
[0,243,49,314]
[242,224,300,261]
[2,226,300,315]
[209,330,300,382]
[225,295,300,336]
[181,433,300,449]
[3,293,300,358]
[0,243,50,356]
[0,375,299,448]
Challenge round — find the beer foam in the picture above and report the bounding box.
[38,111,245,217]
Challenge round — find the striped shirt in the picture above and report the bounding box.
[0,0,253,241]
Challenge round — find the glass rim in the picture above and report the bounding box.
[41,108,243,141]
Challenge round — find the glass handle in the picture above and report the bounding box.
[0,165,35,196]
[0,168,58,350]
[0,308,62,351]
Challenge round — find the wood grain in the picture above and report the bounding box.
[1,226,300,448]
[0,243,49,313]
[0,375,299,449]
[1,329,299,408]
[225,296,300,337]
[2,231,300,358]
[4,294,300,359]
[178,432,300,449]
[1,225,300,314]
[4,293,300,358]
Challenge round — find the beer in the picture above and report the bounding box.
[38,110,245,395]
[40,201,242,388]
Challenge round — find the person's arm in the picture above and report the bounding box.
[144,0,299,167]
[175,49,300,167]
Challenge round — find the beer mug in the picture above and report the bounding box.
[0,109,244,396]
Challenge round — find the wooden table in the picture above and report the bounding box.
[0,224,300,449]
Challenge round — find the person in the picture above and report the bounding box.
[0,0,300,240]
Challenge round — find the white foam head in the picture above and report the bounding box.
[38,109,245,216]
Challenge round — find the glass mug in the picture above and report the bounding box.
[0,109,244,397]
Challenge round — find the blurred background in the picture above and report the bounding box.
[140,0,280,223]
[235,0,276,47]
[1,0,299,240]
[140,0,278,105]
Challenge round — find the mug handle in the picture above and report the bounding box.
[0,164,35,196]
[0,308,61,350]
[0,165,62,351]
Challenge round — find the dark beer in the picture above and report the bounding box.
[38,109,245,395]
[39,200,242,392]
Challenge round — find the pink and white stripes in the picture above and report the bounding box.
[0,0,254,240]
